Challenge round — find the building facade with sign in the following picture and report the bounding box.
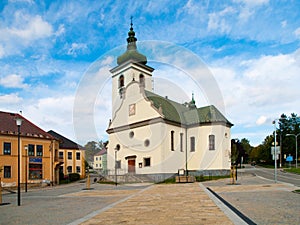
[0,111,57,187]
[106,24,233,181]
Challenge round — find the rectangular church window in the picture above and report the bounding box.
[190,137,195,152]
[209,135,215,150]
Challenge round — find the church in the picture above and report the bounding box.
[106,22,233,181]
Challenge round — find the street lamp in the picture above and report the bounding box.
[286,133,299,168]
[115,145,120,186]
[24,145,28,192]
[15,117,23,206]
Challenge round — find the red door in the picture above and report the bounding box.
[128,159,136,173]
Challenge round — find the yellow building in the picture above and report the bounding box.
[48,130,86,179]
[0,111,58,187]
[0,111,86,188]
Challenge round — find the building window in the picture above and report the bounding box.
[99,156,102,161]
[180,133,183,152]
[29,164,42,179]
[96,157,98,161]
[144,139,150,147]
[139,74,145,87]
[96,164,98,167]
[59,151,64,159]
[209,135,215,150]
[68,152,72,160]
[36,145,43,156]
[67,166,72,173]
[3,142,11,155]
[129,131,134,138]
[4,166,11,178]
[190,137,195,152]
[171,131,174,151]
[76,166,81,173]
[76,152,80,160]
[28,144,35,156]
[119,75,124,88]
[116,160,121,169]
[144,157,151,167]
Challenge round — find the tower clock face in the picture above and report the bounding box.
[129,104,136,116]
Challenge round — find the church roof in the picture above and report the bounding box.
[145,91,233,127]
[117,21,147,65]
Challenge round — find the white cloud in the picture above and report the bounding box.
[0,93,22,105]
[208,7,236,33]
[210,48,300,144]
[9,14,53,41]
[9,0,34,3]
[256,115,267,125]
[55,24,65,36]
[0,45,4,58]
[67,43,88,56]
[294,27,300,39]
[281,20,287,28]
[233,0,269,7]
[0,74,28,88]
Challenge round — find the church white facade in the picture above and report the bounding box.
[106,23,233,180]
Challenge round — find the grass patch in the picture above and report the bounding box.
[157,177,176,184]
[283,168,300,175]
[195,175,230,182]
[98,181,117,185]
[157,175,230,184]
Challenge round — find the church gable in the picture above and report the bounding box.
[108,81,162,132]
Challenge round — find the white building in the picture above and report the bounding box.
[106,23,233,181]
[93,148,107,172]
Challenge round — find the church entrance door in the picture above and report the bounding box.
[128,159,136,173]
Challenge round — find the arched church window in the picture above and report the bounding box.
[119,75,124,88]
[139,74,145,87]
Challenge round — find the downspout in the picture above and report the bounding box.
[185,126,188,176]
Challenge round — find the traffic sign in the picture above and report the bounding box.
[286,156,293,162]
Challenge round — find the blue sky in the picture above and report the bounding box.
[0,0,299,146]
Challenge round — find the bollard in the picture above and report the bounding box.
[230,166,235,184]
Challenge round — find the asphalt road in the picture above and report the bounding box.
[242,165,300,187]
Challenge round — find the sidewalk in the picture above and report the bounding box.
[76,183,233,225]
[203,174,300,225]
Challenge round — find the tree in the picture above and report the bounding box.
[278,113,300,165]
[240,138,252,163]
[84,141,101,162]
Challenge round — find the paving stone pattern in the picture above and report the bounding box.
[205,176,300,225]
[80,183,233,225]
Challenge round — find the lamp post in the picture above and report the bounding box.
[272,120,277,183]
[15,117,23,206]
[114,145,120,186]
[24,146,28,192]
[286,133,299,168]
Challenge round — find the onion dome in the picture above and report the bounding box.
[117,20,147,65]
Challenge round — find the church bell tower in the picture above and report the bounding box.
[110,20,154,116]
